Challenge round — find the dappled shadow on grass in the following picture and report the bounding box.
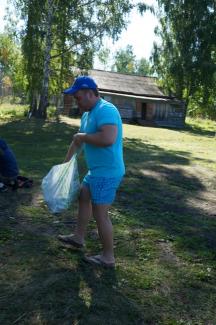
[0,119,143,324]
[0,231,142,324]
[0,192,141,324]
[0,118,86,179]
[1,118,216,323]
[115,137,216,262]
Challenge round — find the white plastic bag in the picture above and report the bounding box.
[41,154,80,213]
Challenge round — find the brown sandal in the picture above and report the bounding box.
[58,234,84,249]
[83,255,115,268]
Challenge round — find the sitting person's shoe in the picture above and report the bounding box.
[17,175,33,188]
[57,234,84,249]
[11,179,18,190]
[0,183,8,192]
[3,178,18,190]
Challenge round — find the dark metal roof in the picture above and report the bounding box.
[89,69,170,99]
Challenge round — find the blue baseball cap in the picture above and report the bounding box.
[63,76,98,94]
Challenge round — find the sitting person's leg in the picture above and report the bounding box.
[0,139,19,190]
[0,181,8,192]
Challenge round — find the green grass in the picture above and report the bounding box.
[0,102,57,120]
[0,106,216,324]
[0,103,29,120]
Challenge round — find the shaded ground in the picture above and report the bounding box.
[0,117,216,324]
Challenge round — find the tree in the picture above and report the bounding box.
[153,0,216,118]
[98,47,111,71]
[112,45,152,76]
[112,45,136,73]
[136,57,152,76]
[12,0,136,118]
[0,33,26,96]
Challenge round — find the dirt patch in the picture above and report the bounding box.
[157,240,181,266]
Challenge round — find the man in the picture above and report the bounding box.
[58,75,125,268]
[0,138,19,192]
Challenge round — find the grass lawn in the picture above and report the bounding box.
[0,104,216,324]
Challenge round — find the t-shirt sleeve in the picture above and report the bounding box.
[97,106,119,128]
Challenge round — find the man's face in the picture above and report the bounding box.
[73,89,92,112]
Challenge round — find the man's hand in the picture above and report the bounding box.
[73,133,86,146]
[64,136,84,163]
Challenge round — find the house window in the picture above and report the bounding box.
[154,103,168,120]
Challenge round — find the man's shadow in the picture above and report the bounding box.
[73,257,142,324]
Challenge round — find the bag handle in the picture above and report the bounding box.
[73,144,83,159]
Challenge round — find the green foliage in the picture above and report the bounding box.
[21,1,45,100]
[97,47,111,71]
[187,86,216,119]
[112,45,136,73]
[0,33,27,95]
[112,44,153,75]
[11,0,134,117]
[135,57,153,76]
[153,0,216,119]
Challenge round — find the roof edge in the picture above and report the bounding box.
[99,88,173,99]
[90,69,157,80]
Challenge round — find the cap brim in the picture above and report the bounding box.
[63,86,79,94]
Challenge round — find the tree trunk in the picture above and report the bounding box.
[37,0,54,119]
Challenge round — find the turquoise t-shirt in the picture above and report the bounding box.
[80,98,125,178]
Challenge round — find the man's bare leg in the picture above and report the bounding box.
[93,204,115,264]
[73,185,92,244]
[58,185,92,246]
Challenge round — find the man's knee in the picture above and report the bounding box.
[93,204,110,220]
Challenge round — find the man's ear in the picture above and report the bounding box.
[89,89,95,98]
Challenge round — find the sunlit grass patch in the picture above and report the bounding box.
[0,103,28,120]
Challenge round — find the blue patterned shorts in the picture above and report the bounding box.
[82,174,123,205]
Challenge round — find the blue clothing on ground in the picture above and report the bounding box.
[83,174,122,205]
[0,139,19,178]
[80,98,125,178]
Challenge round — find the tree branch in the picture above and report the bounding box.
[50,47,74,59]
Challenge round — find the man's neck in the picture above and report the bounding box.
[88,97,101,111]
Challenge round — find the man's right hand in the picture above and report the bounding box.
[73,133,86,147]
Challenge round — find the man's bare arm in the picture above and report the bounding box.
[64,141,81,162]
[73,125,117,147]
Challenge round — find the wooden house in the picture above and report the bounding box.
[63,69,186,128]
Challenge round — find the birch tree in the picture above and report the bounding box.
[13,0,142,118]
[37,0,53,118]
